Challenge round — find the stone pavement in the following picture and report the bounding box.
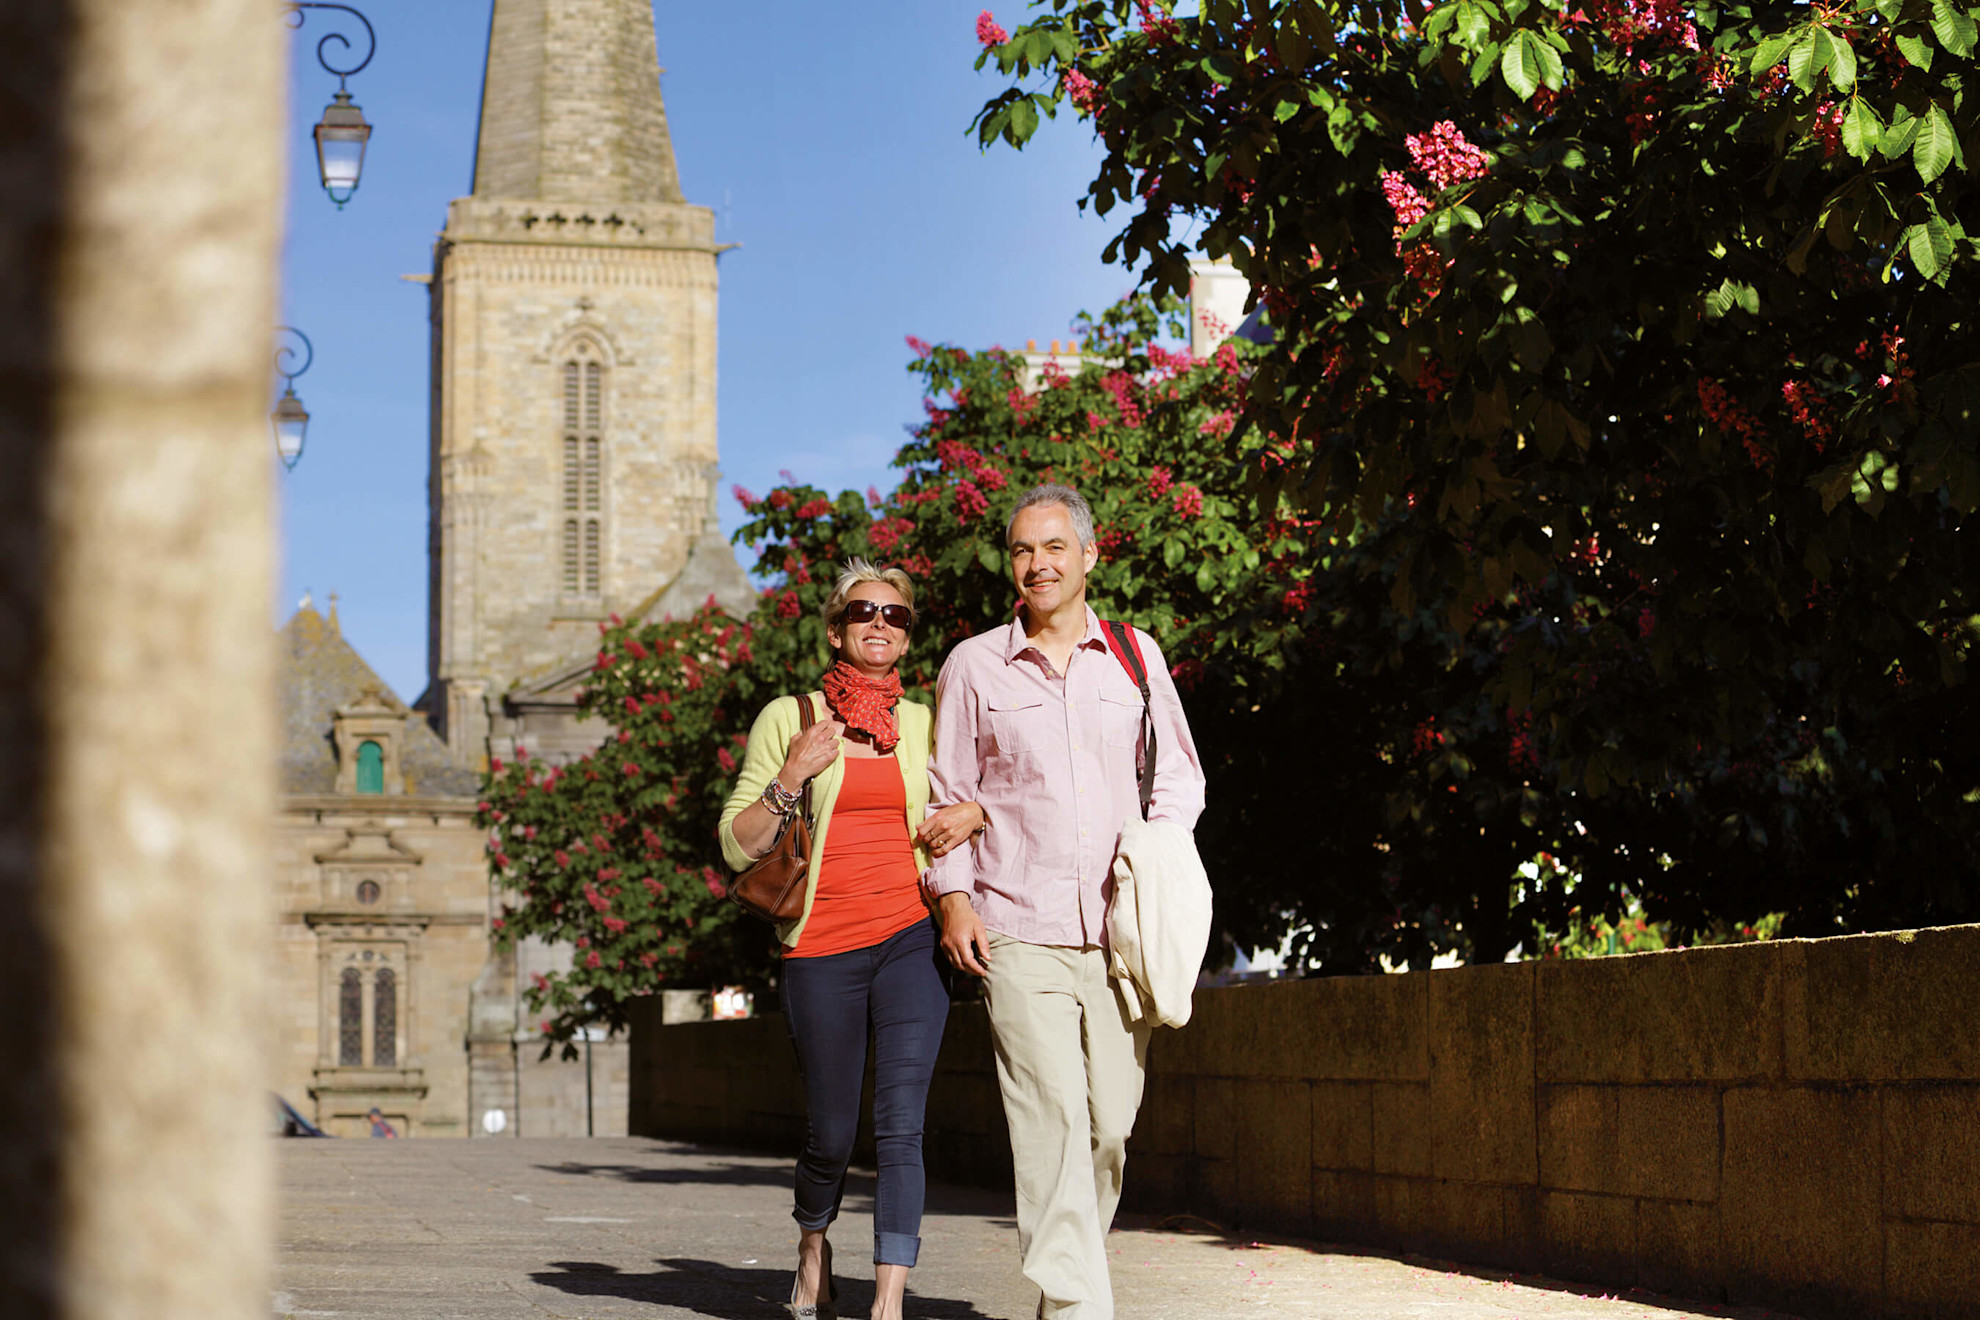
[276,1138,1798,1320]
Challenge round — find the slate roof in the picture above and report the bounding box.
[277,606,481,798]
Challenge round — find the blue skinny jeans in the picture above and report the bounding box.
[780,916,950,1267]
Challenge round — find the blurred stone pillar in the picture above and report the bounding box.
[0,1,284,1317]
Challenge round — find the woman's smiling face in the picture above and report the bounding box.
[828,581,911,677]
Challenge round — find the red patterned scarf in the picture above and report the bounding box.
[821,661,903,754]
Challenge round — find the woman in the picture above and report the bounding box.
[720,559,983,1320]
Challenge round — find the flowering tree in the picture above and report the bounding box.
[476,608,791,1054]
[969,0,1980,947]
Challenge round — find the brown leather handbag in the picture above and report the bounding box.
[728,694,816,923]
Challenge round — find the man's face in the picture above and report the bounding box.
[1008,502,1098,619]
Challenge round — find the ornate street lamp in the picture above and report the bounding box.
[286,3,376,208]
[272,327,314,470]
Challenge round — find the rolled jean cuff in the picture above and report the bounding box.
[793,1204,837,1232]
[874,1231,920,1268]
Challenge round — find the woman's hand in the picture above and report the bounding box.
[917,802,985,858]
[778,717,841,788]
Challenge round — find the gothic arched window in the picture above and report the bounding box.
[338,967,363,1066]
[355,740,384,794]
[373,967,397,1068]
[561,346,605,597]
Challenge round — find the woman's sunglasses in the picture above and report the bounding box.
[842,599,913,629]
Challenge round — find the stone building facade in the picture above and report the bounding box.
[274,603,629,1138]
[273,0,751,1138]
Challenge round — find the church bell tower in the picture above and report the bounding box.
[424,0,749,767]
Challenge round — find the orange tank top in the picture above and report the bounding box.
[785,756,927,959]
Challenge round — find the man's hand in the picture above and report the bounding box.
[936,891,991,976]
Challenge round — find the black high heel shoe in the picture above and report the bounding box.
[787,1238,837,1320]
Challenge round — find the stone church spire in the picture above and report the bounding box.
[423,0,752,770]
[471,0,685,204]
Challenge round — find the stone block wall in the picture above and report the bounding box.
[628,924,1980,1319]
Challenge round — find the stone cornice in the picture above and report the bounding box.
[282,794,480,820]
[441,197,727,252]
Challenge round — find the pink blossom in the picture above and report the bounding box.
[1198,410,1235,437]
[1781,380,1832,448]
[1404,121,1490,192]
[954,479,990,524]
[796,497,833,519]
[585,951,601,969]
[1172,485,1204,518]
[1147,465,1175,497]
[716,746,736,773]
[776,590,801,619]
[905,334,933,357]
[731,483,760,509]
[623,761,641,778]
[976,10,1007,47]
[1062,68,1100,114]
[1381,170,1430,230]
[705,874,727,898]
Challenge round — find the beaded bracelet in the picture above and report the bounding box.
[760,777,803,817]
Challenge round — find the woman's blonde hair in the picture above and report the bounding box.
[820,557,918,634]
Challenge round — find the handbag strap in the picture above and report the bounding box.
[796,693,817,821]
[1099,620,1156,821]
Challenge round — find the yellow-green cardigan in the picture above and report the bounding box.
[718,692,935,949]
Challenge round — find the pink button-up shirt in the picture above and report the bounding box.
[926,607,1206,947]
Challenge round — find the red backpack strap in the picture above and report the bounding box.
[1100,620,1157,820]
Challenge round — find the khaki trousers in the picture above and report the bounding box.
[981,934,1151,1320]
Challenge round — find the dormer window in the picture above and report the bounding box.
[332,686,407,796]
[356,740,385,794]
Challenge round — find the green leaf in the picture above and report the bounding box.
[1457,1,1493,48]
[1882,108,1920,158]
[1162,537,1186,569]
[1788,28,1828,95]
[1194,561,1218,595]
[1895,31,1934,68]
[1007,95,1039,144]
[1827,32,1856,90]
[1842,97,1883,159]
[1932,0,1978,56]
[1914,102,1958,183]
[1749,32,1793,75]
[1501,30,1546,99]
[1906,215,1955,282]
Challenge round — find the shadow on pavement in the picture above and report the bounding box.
[534,1158,815,1189]
[1133,1216,1793,1320]
[532,1258,1003,1320]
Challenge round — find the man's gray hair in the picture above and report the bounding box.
[1005,483,1095,549]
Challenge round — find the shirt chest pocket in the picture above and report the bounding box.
[1099,692,1144,749]
[986,698,1049,759]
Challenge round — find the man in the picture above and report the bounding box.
[927,483,1205,1320]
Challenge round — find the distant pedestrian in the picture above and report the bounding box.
[365,1107,398,1139]
[720,559,984,1320]
[927,484,1205,1320]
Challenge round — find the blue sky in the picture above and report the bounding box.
[278,2,1140,701]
